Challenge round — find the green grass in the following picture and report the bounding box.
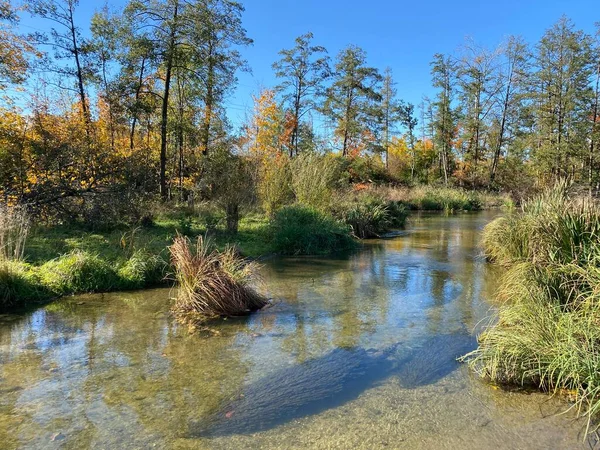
[332,191,408,238]
[271,205,356,255]
[464,183,600,432]
[0,214,272,311]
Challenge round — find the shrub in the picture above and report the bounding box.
[203,149,257,233]
[257,154,294,216]
[332,192,407,238]
[271,205,355,255]
[118,250,168,289]
[39,250,120,295]
[291,152,345,211]
[170,236,267,325]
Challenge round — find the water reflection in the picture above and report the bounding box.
[0,211,590,449]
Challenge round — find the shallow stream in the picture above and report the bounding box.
[0,212,594,449]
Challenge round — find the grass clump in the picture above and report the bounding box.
[465,182,600,431]
[39,250,121,295]
[271,205,355,255]
[170,235,267,325]
[332,191,407,238]
[118,250,168,289]
[0,261,50,311]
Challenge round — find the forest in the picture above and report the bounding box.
[0,1,598,225]
[2,0,600,444]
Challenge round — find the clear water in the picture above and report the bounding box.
[0,212,594,449]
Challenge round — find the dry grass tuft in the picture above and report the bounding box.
[169,235,267,326]
[0,204,30,262]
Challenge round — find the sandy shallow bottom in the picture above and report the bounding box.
[1,212,597,449]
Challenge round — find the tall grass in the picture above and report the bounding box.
[379,185,508,212]
[170,236,267,325]
[271,205,355,255]
[332,191,407,238]
[0,205,30,261]
[465,182,600,432]
[291,153,344,211]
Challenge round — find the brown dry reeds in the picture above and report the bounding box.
[169,235,267,325]
[0,204,30,262]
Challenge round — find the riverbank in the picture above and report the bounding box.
[1,186,508,312]
[465,184,600,430]
[1,215,273,312]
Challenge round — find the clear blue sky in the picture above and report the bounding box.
[17,0,600,129]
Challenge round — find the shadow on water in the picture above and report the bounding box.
[191,332,476,438]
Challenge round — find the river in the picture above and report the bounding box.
[0,212,593,449]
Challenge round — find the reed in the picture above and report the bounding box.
[0,204,30,262]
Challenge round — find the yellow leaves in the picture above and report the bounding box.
[246,89,285,159]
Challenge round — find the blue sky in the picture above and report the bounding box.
[17,0,600,129]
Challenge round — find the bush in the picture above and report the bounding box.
[332,192,407,238]
[118,250,168,289]
[271,205,355,255]
[346,154,390,183]
[291,152,345,211]
[257,154,294,216]
[39,250,121,295]
[170,236,267,326]
[203,149,257,233]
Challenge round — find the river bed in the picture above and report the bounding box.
[0,212,594,449]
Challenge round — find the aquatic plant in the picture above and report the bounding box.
[465,182,600,432]
[271,205,355,255]
[170,235,267,325]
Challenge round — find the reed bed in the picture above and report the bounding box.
[170,235,267,325]
[465,182,600,432]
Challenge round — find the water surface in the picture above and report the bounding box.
[0,212,594,449]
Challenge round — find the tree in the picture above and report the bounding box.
[431,53,457,185]
[399,102,418,181]
[489,36,529,185]
[0,1,37,90]
[28,0,93,134]
[323,46,382,156]
[588,24,600,194]
[273,32,329,157]
[192,0,251,156]
[456,40,499,172]
[379,67,405,169]
[530,16,594,181]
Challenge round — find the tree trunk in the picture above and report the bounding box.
[226,203,239,234]
[589,61,600,196]
[160,1,179,200]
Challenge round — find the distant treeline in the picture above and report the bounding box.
[0,1,599,222]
